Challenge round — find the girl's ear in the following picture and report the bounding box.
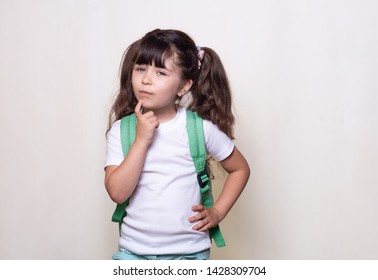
[178,79,193,97]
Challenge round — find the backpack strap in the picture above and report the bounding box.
[111,114,137,229]
[186,110,226,247]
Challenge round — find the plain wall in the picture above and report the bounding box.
[0,0,377,259]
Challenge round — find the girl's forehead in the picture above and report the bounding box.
[163,56,183,74]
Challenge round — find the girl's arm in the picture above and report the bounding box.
[190,146,250,231]
[105,141,148,204]
[105,101,159,204]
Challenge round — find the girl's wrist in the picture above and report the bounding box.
[133,138,151,150]
[212,205,227,223]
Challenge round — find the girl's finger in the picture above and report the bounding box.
[134,100,144,117]
[192,219,211,232]
[192,204,205,212]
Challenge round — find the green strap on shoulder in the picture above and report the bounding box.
[111,111,226,247]
[186,110,226,248]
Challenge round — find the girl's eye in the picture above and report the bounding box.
[134,65,145,72]
[157,71,166,76]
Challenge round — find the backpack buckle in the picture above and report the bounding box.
[197,169,210,192]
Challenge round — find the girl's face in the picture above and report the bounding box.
[131,56,192,118]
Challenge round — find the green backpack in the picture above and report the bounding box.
[111,110,226,248]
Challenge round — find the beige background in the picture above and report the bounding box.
[1,0,377,259]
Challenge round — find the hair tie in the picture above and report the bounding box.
[197,46,205,70]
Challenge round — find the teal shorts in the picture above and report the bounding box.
[112,248,210,260]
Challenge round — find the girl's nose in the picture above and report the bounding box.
[142,72,152,85]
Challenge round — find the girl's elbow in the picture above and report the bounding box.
[109,193,125,205]
[241,161,251,185]
[106,184,128,205]
[246,163,251,178]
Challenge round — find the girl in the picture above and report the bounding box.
[105,29,250,260]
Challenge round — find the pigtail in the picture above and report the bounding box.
[189,47,235,139]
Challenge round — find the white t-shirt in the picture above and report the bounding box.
[105,107,234,255]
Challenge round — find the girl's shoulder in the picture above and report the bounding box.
[107,119,121,139]
[110,118,121,129]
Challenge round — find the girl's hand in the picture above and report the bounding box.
[134,100,159,146]
[189,204,222,232]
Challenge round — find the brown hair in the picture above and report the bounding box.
[107,29,234,139]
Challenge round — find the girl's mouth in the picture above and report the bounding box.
[140,91,152,97]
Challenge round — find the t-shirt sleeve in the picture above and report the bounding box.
[203,120,235,162]
[105,120,124,167]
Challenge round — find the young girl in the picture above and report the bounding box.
[105,29,250,260]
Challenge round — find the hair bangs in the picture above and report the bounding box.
[134,36,174,69]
